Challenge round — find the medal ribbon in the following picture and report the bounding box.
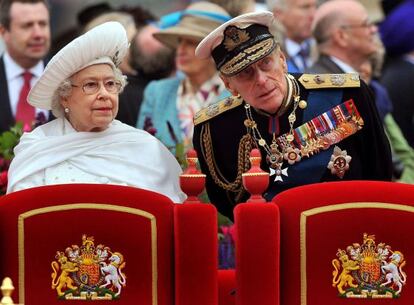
[278,99,362,150]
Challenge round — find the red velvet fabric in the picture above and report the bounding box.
[0,184,175,305]
[273,181,414,305]
[234,203,280,305]
[218,269,236,305]
[174,203,218,305]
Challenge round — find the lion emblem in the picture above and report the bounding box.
[331,233,407,298]
[51,235,126,300]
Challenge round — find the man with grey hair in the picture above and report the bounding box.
[266,0,317,72]
[0,0,51,132]
[310,0,413,182]
[309,0,378,74]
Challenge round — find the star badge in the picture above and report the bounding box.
[327,146,352,178]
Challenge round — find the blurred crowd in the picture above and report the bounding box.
[1,0,414,184]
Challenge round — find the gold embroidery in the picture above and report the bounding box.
[194,95,243,125]
[299,73,360,89]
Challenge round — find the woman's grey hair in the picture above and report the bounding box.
[51,65,127,117]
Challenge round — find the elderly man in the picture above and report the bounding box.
[309,0,414,181]
[266,0,318,72]
[309,0,378,74]
[0,0,51,132]
[192,11,392,220]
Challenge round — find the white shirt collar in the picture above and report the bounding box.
[285,38,301,58]
[329,56,356,73]
[3,51,44,81]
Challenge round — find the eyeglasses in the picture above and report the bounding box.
[340,20,375,30]
[71,79,122,95]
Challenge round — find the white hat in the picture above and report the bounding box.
[195,11,277,76]
[28,21,128,110]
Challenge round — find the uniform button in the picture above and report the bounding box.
[68,166,73,170]
[54,177,59,181]
[70,178,75,182]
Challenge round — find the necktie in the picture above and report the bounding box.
[298,43,310,71]
[15,71,34,127]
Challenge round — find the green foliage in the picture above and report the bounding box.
[0,122,23,160]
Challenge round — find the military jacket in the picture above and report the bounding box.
[193,73,393,220]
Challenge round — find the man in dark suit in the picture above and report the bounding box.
[380,0,414,148]
[309,0,378,75]
[267,0,318,72]
[309,0,414,182]
[119,23,175,127]
[0,0,51,132]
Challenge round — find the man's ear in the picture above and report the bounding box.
[0,24,7,38]
[219,73,238,96]
[279,51,288,73]
[333,28,348,48]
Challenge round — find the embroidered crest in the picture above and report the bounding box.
[223,26,250,51]
[206,103,220,117]
[51,234,126,300]
[330,74,346,86]
[332,233,407,298]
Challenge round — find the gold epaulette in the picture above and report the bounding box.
[194,95,243,125]
[299,73,360,89]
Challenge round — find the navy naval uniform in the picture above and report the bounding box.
[193,73,393,220]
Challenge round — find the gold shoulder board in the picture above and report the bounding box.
[299,73,360,89]
[194,95,243,125]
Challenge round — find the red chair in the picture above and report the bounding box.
[0,184,218,305]
[273,181,414,305]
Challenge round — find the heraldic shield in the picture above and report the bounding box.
[0,184,219,305]
[51,234,126,300]
[332,233,407,298]
[272,180,414,305]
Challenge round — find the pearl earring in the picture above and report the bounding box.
[64,107,69,113]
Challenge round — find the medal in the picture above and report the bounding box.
[327,146,352,178]
[284,147,301,165]
[270,165,288,182]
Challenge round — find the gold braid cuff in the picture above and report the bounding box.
[201,122,252,192]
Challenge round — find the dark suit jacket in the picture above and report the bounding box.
[306,54,343,74]
[381,57,414,147]
[0,55,52,133]
[116,73,149,127]
[0,56,14,133]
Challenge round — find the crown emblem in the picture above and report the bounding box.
[223,26,250,51]
[51,234,126,300]
[332,233,406,298]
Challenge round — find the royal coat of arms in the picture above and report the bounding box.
[51,234,126,300]
[331,233,407,298]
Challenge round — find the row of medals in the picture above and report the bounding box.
[248,96,360,182]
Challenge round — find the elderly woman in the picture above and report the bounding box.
[192,12,392,219]
[136,1,231,156]
[6,22,186,203]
